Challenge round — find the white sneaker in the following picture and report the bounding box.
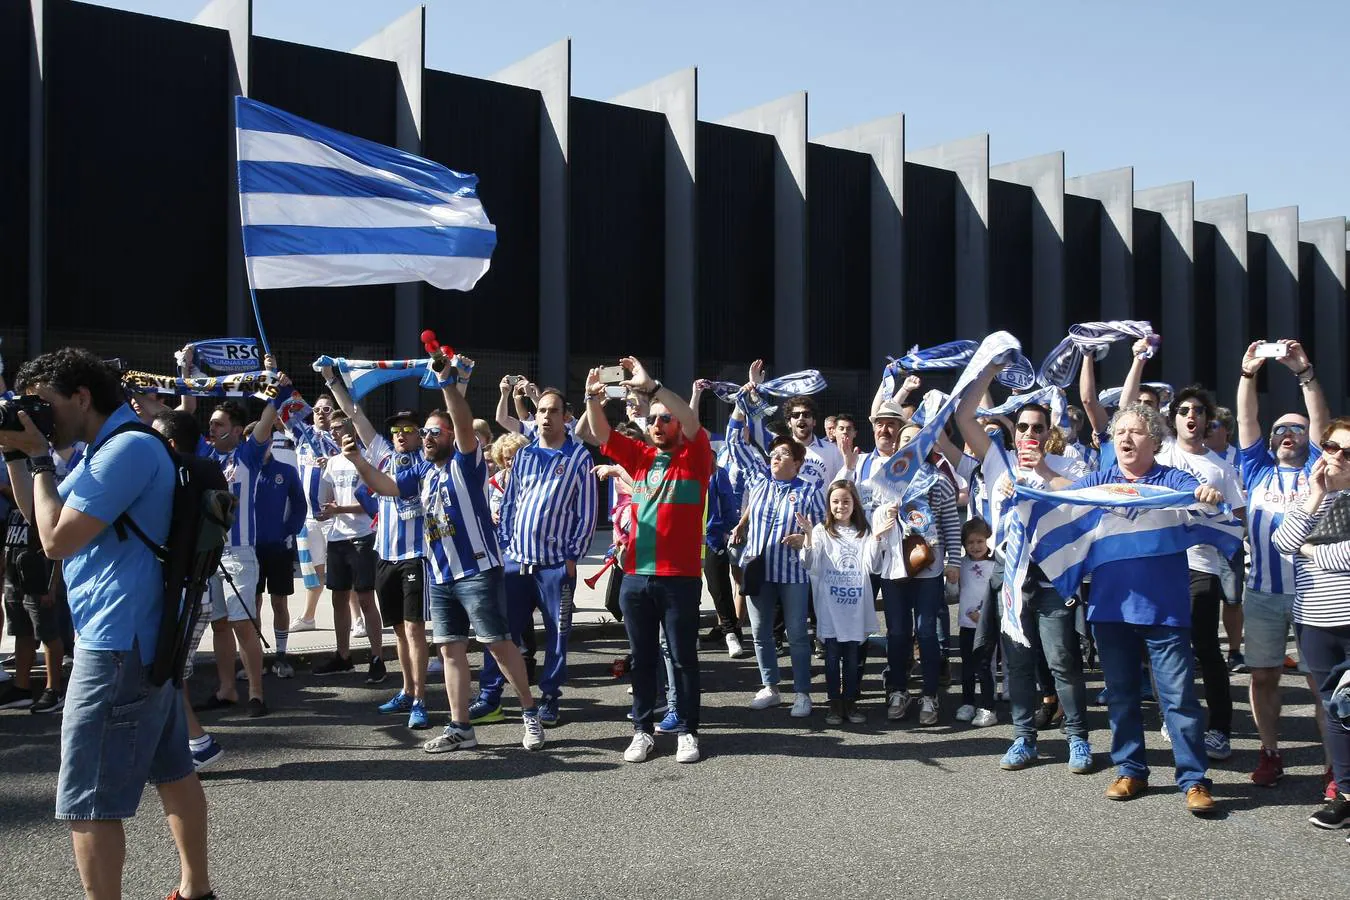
[352,618,368,639]
[427,657,443,674]
[918,695,939,726]
[971,708,998,728]
[790,694,812,718]
[623,731,656,763]
[726,633,749,659]
[886,690,911,721]
[288,617,316,632]
[676,733,700,763]
[521,712,546,751]
[749,686,782,710]
[271,659,295,679]
[955,703,976,722]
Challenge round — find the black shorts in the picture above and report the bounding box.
[327,535,377,592]
[255,543,296,597]
[376,558,428,625]
[4,579,65,644]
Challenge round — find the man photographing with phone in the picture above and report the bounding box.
[0,348,213,900]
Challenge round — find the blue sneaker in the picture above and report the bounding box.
[1000,737,1039,771]
[538,696,560,727]
[378,691,412,715]
[1068,736,1094,774]
[407,700,430,730]
[654,710,684,734]
[191,736,225,771]
[469,696,504,724]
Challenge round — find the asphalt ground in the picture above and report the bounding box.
[1,634,1346,900]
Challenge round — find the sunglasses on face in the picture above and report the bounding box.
[390,425,418,435]
[1175,404,1205,417]
[788,411,813,420]
[313,406,334,414]
[1273,424,1307,437]
[650,413,673,425]
[1321,441,1347,457]
[1015,422,1046,434]
[420,427,443,437]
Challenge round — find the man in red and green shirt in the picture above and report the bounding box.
[583,357,712,765]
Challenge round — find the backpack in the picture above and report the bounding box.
[86,421,237,687]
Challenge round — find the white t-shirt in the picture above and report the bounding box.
[1157,440,1246,574]
[319,444,380,542]
[799,436,844,500]
[958,556,995,628]
[800,524,884,643]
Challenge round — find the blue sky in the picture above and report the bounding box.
[101,0,1350,220]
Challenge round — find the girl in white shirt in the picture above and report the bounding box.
[788,480,887,726]
[956,518,998,728]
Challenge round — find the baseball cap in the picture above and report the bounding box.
[385,409,419,427]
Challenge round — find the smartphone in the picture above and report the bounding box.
[597,365,627,385]
[604,385,627,399]
[1255,342,1287,359]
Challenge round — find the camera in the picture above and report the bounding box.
[0,396,56,438]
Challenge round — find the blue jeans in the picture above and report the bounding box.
[881,576,943,695]
[747,581,812,694]
[1093,621,1211,791]
[478,561,539,705]
[824,639,861,701]
[1005,586,1088,740]
[619,575,702,735]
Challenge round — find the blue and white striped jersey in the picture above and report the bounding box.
[500,433,598,567]
[203,437,267,547]
[396,444,500,584]
[729,425,826,584]
[371,435,425,562]
[286,420,340,521]
[1240,438,1320,595]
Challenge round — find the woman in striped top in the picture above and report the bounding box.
[1272,417,1350,828]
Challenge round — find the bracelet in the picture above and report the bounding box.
[26,455,55,476]
[645,380,664,397]
[1239,370,1256,379]
[1294,365,1313,378]
[585,391,605,401]
[1298,371,1317,387]
[3,449,27,463]
[457,376,471,384]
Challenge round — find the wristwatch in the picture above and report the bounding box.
[26,455,56,476]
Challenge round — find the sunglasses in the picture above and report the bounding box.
[769,450,795,461]
[1320,441,1347,457]
[788,411,813,420]
[1174,404,1206,417]
[312,406,335,414]
[1273,424,1307,437]
[1015,422,1046,434]
[420,426,443,437]
[390,425,418,435]
[650,413,673,425]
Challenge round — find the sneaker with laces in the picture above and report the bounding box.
[352,618,368,639]
[30,688,64,715]
[845,701,866,725]
[521,710,546,750]
[955,703,976,723]
[918,695,939,726]
[0,683,33,710]
[790,693,812,718]
[825,700,844,726]
[1308,794,1350,829]
[1251,748,1284,786]
[1000,737,1039,770]
[407,700,430,730]
[287,617,316,632]
[427,657,444,674]
[191,736,225,771]
[654,710,684,734]
[749,686,782,710]
[623,731,656,763]
[886,691,911,721]
[1067,736,1094,774]
[469,697,504,724]
[366,656,387,685]
[676,732,700,763]
[271,658,294,679]
[726,633,750,659]
[971,708,998,728]
[1204,729,1232,761]
[1227,650,1249,673]
[538,695,561,726]
[379,692,412,714]
[313,654,354,676]
[423,724,478,753]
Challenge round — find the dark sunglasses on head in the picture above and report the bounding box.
[1175,404,1205,416]
[390,425,418,435]
[420,426,443,437]
[1015,422,1046,434]
[788,411,813,420]
[1273,424,1307,437]
[650,413,674,425]
[1320,440,1347,457]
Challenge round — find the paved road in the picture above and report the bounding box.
[1,636,1345,899]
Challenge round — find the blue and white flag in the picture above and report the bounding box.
[998,476,1242,646]
[703,370,828,405]
[911,385,1069,429]
[178,337,263,377]
[1097,382,1174,410]
[310,355,473,404]
[888,341,1036,391]
[235,96,496,291]
[1037,320,1156,388]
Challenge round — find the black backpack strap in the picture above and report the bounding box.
[85,418,174,558]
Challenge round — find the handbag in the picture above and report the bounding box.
[741,555,766,597]
[902,532,935,577]
[1306,492,1350,545]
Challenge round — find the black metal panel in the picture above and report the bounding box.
[903,163,955,347]
[250,37,398,344]
[1132,209,1163,380]
[0,0,29,333]
[423,70,540,353]
[1247,232,1269,394]
[696,122,775,365]
[1192,221,1218,392]
[1064,194,1101,326]
[569,97,665,360]
[45,2,230,333]
[806,143,870,368]
[989,179,1033,342]
[1298,241,1317,364]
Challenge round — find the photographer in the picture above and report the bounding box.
[0,348,213,900]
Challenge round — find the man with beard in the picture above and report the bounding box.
[1235,339,1333,793]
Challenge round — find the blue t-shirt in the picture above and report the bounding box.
[1069,462,1201,627]
[59,405,174,663]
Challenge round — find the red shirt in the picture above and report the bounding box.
[601,428,713,578]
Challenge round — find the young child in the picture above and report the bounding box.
[956,518,998,727]
[792,480,886,726]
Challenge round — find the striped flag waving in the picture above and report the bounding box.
[235,96,497,291]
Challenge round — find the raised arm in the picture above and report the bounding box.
[1119,338,1152,408]
[1078,353,1108,435]
[622,356,700,440]
[437,354,479,454]
[955,362,1002,461]
[250,354,280,443]
[175,344,198,414]
[1236,342,1263,449]
[340,433,399,496]
[1276,340,1329,440]
[322,363,376,448]
[496,376,523,434]
[581,368,610,447]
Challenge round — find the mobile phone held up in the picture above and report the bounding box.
[597,365,627,385]
[1254,342,1287,360]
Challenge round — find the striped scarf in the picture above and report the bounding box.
[1037,320,1156,388]
[885,341,1036,392]
[703,369,828,405]
[121,369,280,400]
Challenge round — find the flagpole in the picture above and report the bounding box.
[247,285,272,360]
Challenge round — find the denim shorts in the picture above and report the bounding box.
[1243,587,1296,669]
[56,643,192,821]
[429,567,509,644]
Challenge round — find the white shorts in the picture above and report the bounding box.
[212,546,260,623]
[304,518,329,568]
